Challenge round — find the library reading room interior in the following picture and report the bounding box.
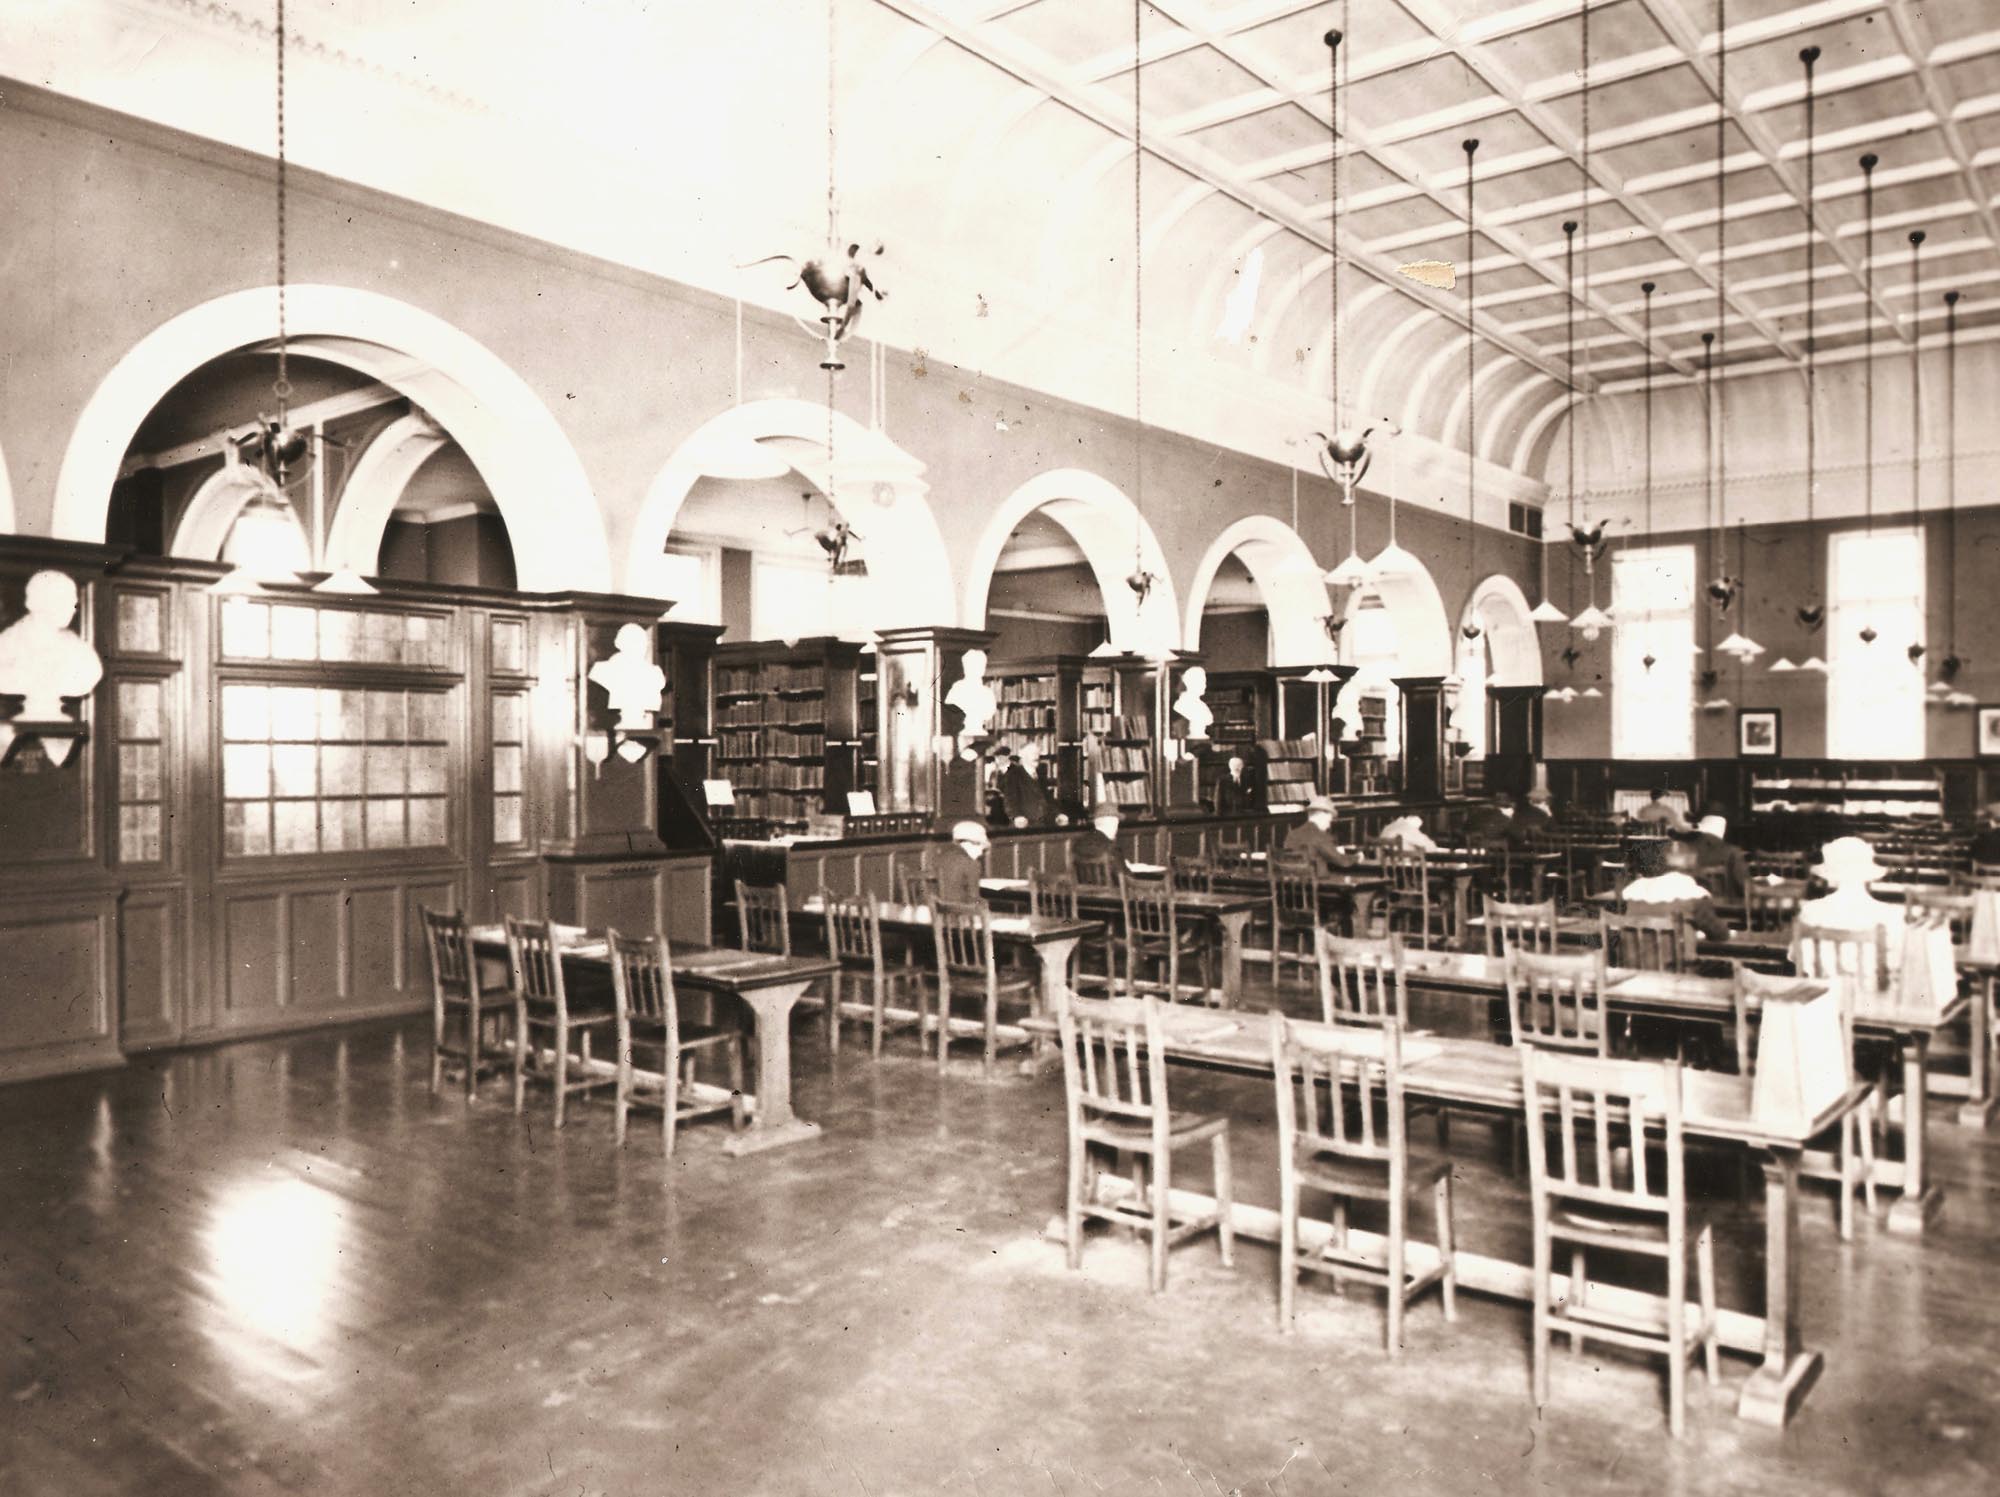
[8,1,2000,1492]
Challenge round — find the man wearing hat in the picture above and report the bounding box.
[1516,785,1556,831]
[1621,839,1728,940]
[1073,799,1128,882]
[1283,795,1354,873]
[1686,809,1749,902]
[938,819,991,904]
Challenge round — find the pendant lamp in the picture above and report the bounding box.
[1460,137,1483,642]
[1317,16,1377,590]
[1935,290,1967,688]
[1856,150,1880,648]
[1563,8,1612,641]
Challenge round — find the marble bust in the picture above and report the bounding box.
[944,647,996,741]
[0,570,103,721]
[586,622,665,729]
[1172,664,1213,740]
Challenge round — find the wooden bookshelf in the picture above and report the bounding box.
[1258,737,1319,807]
[1083,662,1154,813]
[711,637,863,823]
[991,654,1085,810]
[1198,671,1271,803]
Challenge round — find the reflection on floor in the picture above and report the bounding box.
[2,986,1997,1495]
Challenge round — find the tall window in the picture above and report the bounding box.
[655,545,720,624]
[1455,630,1488,758]
[1611,545,1695,760]
[1829,527,1924,759]
[1344,597,1401,758]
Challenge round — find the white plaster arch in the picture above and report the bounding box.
[169,459,300,562]
[50,286,609,592]
[631,398,954,623]
[964,468,1180,655]
[1181,516,1334,666]
[1189,217,1290,360]
[1342,543,1452,677]
[322,412,451,576]
[1480,369,1557,468]
[1458,573,1544,686]
[1511,389,1580,478]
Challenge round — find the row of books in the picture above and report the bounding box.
[1097,744,1151,775]
[995,676,1058,704]
[1098,778,1152,806]
[1258,737,1317,759]
[1087,714,1149,741]
[718,696,826,727]
[715,729,826,759]
[720,762,825,792]
[994,703,1058,731]
[716,664,827,697]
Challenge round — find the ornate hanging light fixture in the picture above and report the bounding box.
[1697,332,1733,709]
[1787,46,1826,650]
[1637,280,1659,672]
[1855,149,1881,649]
[1317,12,1383,592]
[1124,0,1160,617]
[1710,1,1762,660]
[1568,7,1616,648]
[1935,290,1971,700]
[1905,228,1927,671]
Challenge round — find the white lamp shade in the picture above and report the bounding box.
[1580,685,1604,699]
[1528,598,1569,624]
[1800,656,1829,673]
[1324,552,1373,587]
[1570,604,1614,633]
[1768,657,1797,673]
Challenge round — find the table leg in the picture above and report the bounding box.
[1349,890,1378,939]
[1452,874,1474,952]
[1736,1145,1823,1427]
[1886,1032,1945,1234]
[723,979,822,1156]
[1216,912,1249,1007]
[1018,935,1081,1075]
[1958,972,1997,1130]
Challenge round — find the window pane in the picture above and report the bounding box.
[271,605,317,660]
[271,744,317,797]
[222,685,269,741]
[119,681,163,740]
[223,744,270,798]
[366,798,406,849]
[321,745,365,796]
[273,800,319,855]
[270,687,317,740]
[1829,529,1924,759]
[322,799,364,851]
[407,797,448,847]
[1612,546,1695,760]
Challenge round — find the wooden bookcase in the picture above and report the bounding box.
[991,654,1085,810]
[711,637,864,822]
[1196,670,1270,805]
[1082,661,1154,813]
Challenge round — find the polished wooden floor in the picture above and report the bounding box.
[3,1000,1998,1495]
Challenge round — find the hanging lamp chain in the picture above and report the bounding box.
[1861,151,1878,540]
[273,0,289,422]
[1465,137,1479,583]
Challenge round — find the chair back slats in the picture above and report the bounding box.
[1521,1048,1683,1218]
[1792,919,1890,996]
[1028,870,1080,922]
[1381,846,1430,898]
[931,898,994,978]
[607,928,678,1033]
[1749,853,1810,882]
[1059,995,1166,1128]
[1170,855,1216,893]
[1599,909,1691,972]
[1072,853,1119,888]
[1121,872,1177,942]
[1905,887,1975,947]
[1505,948,1609,1053]
[1483,898,1557,958]
[422,907,472,997]
[1744,878,1808,932]
[1271,1011,1402,1168]
[504,916,569,1010]
[895,867,942,908]
[734,879,791,955]
[1270,856,1320,920]
[1315,930,1409,1028]
[824,893,883,970]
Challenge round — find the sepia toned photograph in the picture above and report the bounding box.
[3,2,1999,1493]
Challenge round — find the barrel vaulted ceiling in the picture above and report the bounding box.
[7,0,1999,506]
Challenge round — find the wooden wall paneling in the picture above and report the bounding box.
[117,884,184,1050]
[289,889,349,1013]
[0,890,122,1083]
[221,891,286,1028]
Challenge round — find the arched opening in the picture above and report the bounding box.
[0,439,15,534]
[964,469,1179,656]
[1181,516,1334,667]
[134,347,516,590]
[56,286,606,591]
[630,400,951,632]
[1332,544,1452,785]
[1454,575,1544,758]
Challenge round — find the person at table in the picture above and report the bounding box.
[1377,814,1438,852]
[1686,810,1749,902]
[1515,785,1556,831]
[937,819,990,905]
[1970,803,2000,867]
[1073,800,1127,882]
[1632,786,1690,832]
[1798,836,1904,956]
[1460,796,1523,850]
[1283,795,1356,873]
[997,741,1065,828]
[1212,753,1264,815]
[1621,838,1729,941]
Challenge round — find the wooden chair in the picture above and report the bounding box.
[505,916,616,1128]
[1744,878,1808,932]
[1270,1011,1454,1354]
[894,866,941,908]
[1314,930,1410,1029]
[1481,897,1558,958]
[1269,856,1322,986]
[606,929,745,1154]
[1058,994,1233,1294]
[1503,948,1610,1054]
[1121,872,1210,1004]
[1731,962,1875,1240]
[1031,869,1108,994]
[1381,846,1452,949]
[734,879,791,955]
[823,894,928,1058]
[1519,1048,1719,1438]
[1749,852,1811,882]
[930,897,1037,1078]
[1071,851,1120,889]
[1599,909,1692,973]
[1169,854,1216,892]
[422,906,515,1100]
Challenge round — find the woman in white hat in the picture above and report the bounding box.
[1797,835,1906,979]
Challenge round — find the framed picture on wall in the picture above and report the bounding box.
[1738,708,1781,758]
[1977,707,2000,758]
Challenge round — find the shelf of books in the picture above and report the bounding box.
[1082,664,1154,812]
[991,655,1084,809]
[1258,737,1319,807]
[1198,671,1269,804]
[710,638,863,823]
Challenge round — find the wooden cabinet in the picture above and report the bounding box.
[711,637,865,822]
